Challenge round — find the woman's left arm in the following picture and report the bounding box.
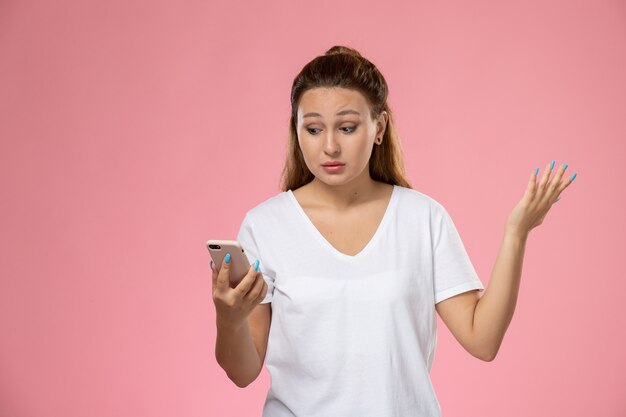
[473,161,577,360]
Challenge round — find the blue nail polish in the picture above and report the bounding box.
[534,167,538,176]
[253,259,260,271]
[225,253,231,263]
[564,164,568,170]
[210,260,213,268]
[570,173,577,182]
[550,160,555,169]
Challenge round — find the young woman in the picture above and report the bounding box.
[212,45,577,417]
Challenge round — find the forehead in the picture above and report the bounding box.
[298,87,368,113]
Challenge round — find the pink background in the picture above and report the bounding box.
[1,0,624,416]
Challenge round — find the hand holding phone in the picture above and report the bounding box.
[206,240,251,287]
[207,240,268,329]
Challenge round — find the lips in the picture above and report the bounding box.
[322,163,345,172]
[322,162,345,166]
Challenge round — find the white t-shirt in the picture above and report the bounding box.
[236,184,485,417]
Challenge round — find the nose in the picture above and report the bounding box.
[323,131,340,155]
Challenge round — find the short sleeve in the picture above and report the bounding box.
[236,213,275,304]
[433,207,484,304]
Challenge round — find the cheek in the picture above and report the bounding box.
[298,140,317,166]
[357,138,374,157]
[298,139,311,156]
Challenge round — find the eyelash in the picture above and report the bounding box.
[306,126,357,135]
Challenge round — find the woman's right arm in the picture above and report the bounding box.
[212,257,270,388]
[216,303,271,387]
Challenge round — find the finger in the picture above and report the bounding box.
[211,259,221,292]
[557,169,577,194]
[525,167,538,201]
[245,272,266,301]
[539,163,563,205]
[549,165,577,204]
[234,264,261,298]
[258,281,268,302]
[211,260,218,292]
[538,160,554,192]
[215,253,232,292]
[546,162,567,199]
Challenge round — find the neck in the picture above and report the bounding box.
[308,175,381,210]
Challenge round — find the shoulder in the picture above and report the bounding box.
[393,185,447,218]
[243,190,292,224]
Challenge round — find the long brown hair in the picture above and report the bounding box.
[279,45,413,192]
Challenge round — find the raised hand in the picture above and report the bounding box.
[505,160,577,238]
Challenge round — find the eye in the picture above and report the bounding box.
[305,125,357,135]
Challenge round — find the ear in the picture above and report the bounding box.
[376,111,388,140]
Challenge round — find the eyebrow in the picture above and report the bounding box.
[303,109,361,118]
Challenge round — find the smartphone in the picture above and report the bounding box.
[206,240,252,287]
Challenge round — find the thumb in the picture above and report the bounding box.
[216,252,232,291]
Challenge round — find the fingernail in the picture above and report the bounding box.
[563,163,568,170]
[534,167,538,176]
[556,196,560,202]
[225,253,231,263]
[253,259,260,271]
[550,160,555,169]
[210,260,213,269]
[570,173,577,182]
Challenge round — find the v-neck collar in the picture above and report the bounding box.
[286,185,399,262]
